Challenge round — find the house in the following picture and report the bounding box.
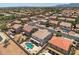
[45,17,49,20]
[6,23,12,29]
[12,24,22,33]
[58,17,66,21]
[57,14,63,17]
[32,29,52,46]
[70,15,77,18]
[60,22,72,30]
[48,36,73,55]
[49,20,59,27]
[53,13,62,17]
[45,13,50,16]
[12,20,21,24]
[39,19,47,25]
[30,16,37,20]
[76,24,79,29]
[66,18,76,22]
[21,17,29,23]
[39,19,47,23]
[37,14,45,18]
[23,24,37,36]
[50,16,57,20]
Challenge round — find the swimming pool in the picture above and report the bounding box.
[61,27,70,33]
[25,43,34,49]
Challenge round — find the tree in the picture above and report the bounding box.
[3,39,10,48]
[69,47,75,55]
[53,8,61,14]
[71,21,76,29]
[45,20,51,27]
[75,16,79,24]
[71,16,79,29]
[67,16,79,30]
[0,14,4,16]
[75,30,79,34]
[76,42,79,49]
[0,24,7,31]
[56,31,62,37]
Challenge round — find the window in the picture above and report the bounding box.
[0,36,3,42]
[30,40,39,46]
[48,50,59,55]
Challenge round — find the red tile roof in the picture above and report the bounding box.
[49,36,73,51]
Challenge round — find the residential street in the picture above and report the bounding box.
[30,22,79,41]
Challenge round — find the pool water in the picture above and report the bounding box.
[63,29,68,32]
[25,43,34,49]
[62,27,70,32]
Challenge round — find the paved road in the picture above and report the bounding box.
[48,29,79,41]
[29,22,79,41]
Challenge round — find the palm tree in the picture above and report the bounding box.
[69,47,75,55]
[71,21,76,29]
[69,16,79,30]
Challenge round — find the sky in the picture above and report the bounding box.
[0,3,66,7]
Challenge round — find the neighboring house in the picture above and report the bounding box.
[57,14,63,17]
[58,17,66,21]
[12,20,21,24]
[48,36,73,55]
[53,13,63,16]
[6,23,12,29]
[32,29,52,46]
[45,17,49,20]
[37,14,45,18]
[76,24,79,29]
[70,15,77,18]
[39,19,47,25]
[60,21,72,30]
[39,19,47,23]
[49,20,59,27]
[66,18,76,22]
[63,14,70,18]
[50,16,57,20]
[30,16,37,20]
[45,12,50,16]
[23,24,37,36]
[21,17,29,23]
[12,24,22,33]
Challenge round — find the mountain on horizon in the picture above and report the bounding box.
[55,3,79,7]
[0,3,78,8]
